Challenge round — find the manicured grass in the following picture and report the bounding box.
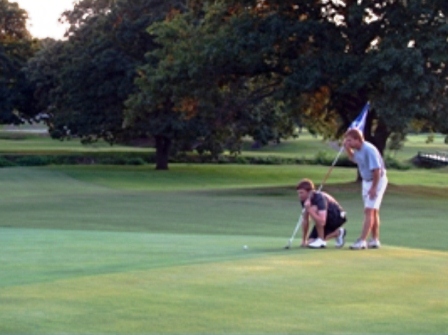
[47,164,356,191]
[0,130,152,154]
[241,131,448,162]
[393,133,447,160]
[47,163,448,191]
[1,129,446,163]
[0,165,447,334]
[1,230,446,334]
[241,132,332,158]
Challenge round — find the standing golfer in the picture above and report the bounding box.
[344,128,388,250]
[296,179,347,248]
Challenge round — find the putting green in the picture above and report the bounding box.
[0,166,446,334]
[1,229,446,334]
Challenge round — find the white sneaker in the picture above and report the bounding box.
[308,238,326,248]
[335,228,346,248]
[350,239,367,250]
[368,239,381,249]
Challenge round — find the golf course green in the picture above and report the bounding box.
[0,162,447,334]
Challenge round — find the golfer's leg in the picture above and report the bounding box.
[323,219,342,241]
[315,222,325,240]
[308,226,318,244]
[370,176,387,241]
[360,208,374,240]
[371,209,380,240]
[325,228,339,241]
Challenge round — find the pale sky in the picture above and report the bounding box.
[14,0,75,40]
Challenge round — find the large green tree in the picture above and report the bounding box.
[125,2,320,169]
[25,0,447,170]
[126,0,448,170]
[26,0,186,143]
[332,0,448,151]
[0,0,37,123]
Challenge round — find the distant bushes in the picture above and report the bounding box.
[0,150,411,170]
[173,154,314,165]
[0,157,17,167]
[0,153,151,168]
[384,155,412,170]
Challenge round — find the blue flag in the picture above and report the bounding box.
[349,102,369,133]
[318,101,371,192]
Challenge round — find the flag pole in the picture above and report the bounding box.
[317,146,345,192]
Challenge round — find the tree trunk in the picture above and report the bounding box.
[154,135,171,170]
[364,109,390,156]
[371,118,390,156]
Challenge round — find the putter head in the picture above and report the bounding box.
[284,240,292,249]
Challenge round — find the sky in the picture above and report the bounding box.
[14,0,75,40]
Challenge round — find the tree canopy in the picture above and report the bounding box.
[22,0,448,169]
[26,0,186,143]
[124,0,447,169]
[0,0,37,123]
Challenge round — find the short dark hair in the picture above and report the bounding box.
[296,178,315,191]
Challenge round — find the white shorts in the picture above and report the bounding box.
[362,175,388,210]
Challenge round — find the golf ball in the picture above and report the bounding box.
[243,245,248,250]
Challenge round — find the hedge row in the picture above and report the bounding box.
[0,151,412,170]
[0,153,150,167]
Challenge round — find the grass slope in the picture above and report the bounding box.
[0,166,447,334]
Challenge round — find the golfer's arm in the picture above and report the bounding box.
[345,147,355,162]
[371,168,381,189]
[302,213,310,241]
[343,142,355,162]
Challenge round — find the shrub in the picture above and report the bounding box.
[125,157,146,165]
[234,156,249,164]
[334,156,356,167]
[15,156,50,166]
[385,155,411,170]
[314,151,333,165]
[0,152,413,170]
[0,157,16,167]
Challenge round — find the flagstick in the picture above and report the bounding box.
[317,146,345,192]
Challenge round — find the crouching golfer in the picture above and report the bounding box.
[296,179,347,248]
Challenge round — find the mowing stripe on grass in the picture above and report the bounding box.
[0,166,447,334]
[1,230,446,334]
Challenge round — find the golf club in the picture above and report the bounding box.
[284,208,305,249]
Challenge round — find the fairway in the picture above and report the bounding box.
[0,165,447,334]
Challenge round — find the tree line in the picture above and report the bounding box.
[1,0,447,169]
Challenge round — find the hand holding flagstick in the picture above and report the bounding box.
[318,102,370,191]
